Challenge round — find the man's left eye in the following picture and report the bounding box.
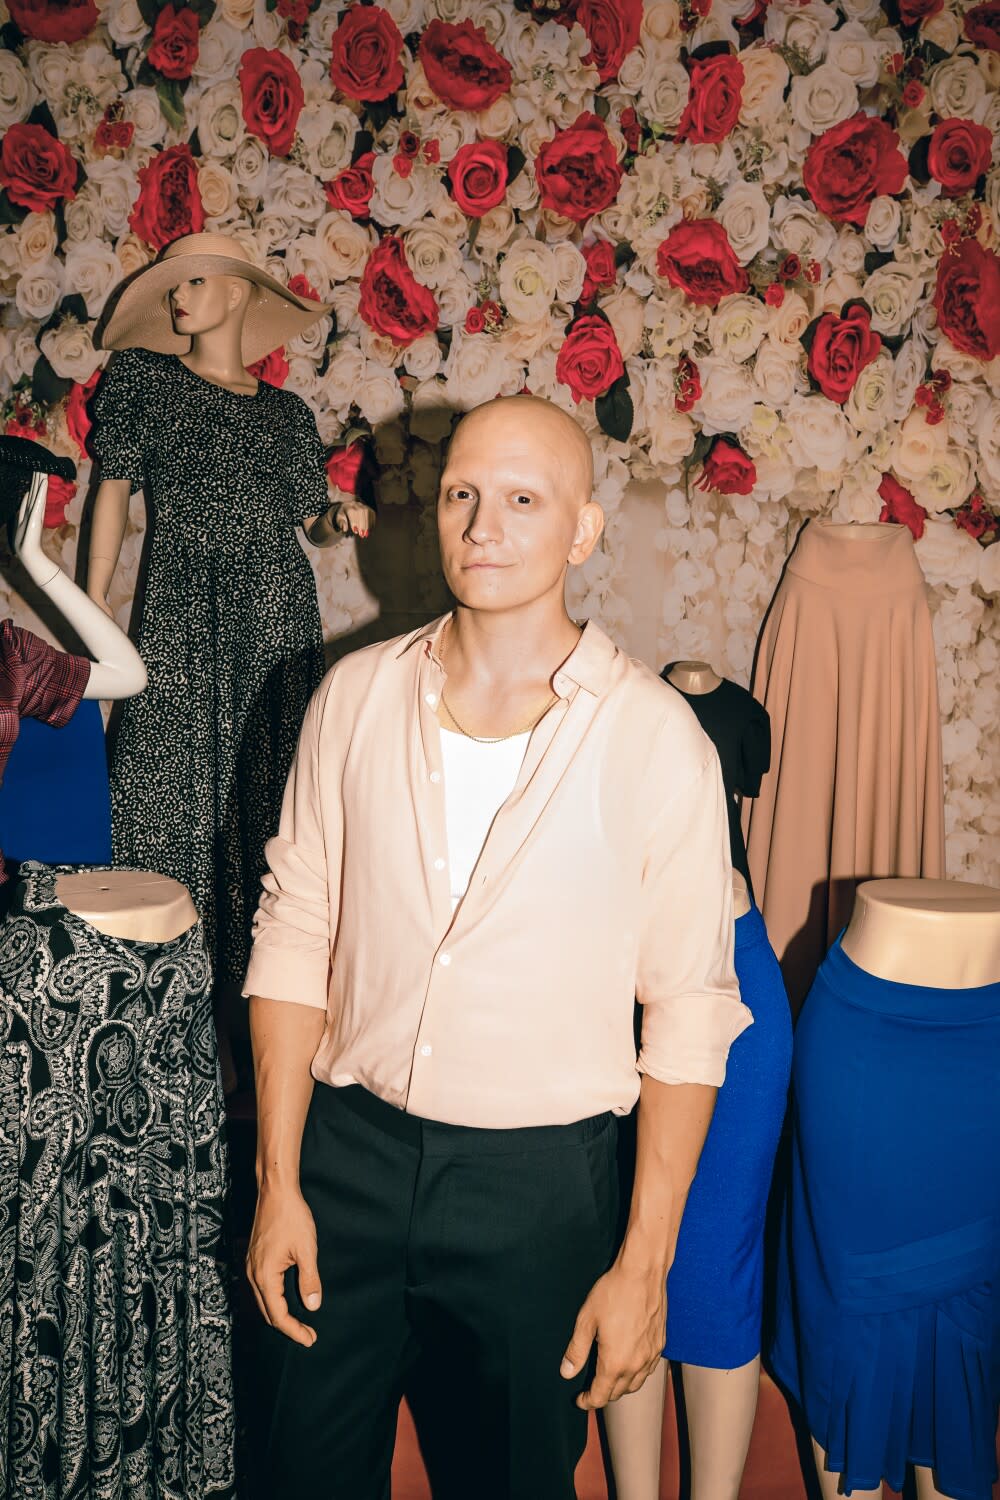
[515,495,533,505]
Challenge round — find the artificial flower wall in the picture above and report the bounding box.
[0,0,997,882]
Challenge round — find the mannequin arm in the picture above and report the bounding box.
[16,474,147,699]
[86,477,132,614]
[304,500,374,547]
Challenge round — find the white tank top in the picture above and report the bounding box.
[439,727,530,911]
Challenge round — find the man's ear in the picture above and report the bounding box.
[568,501,605,565]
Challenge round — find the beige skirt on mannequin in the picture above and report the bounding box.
[743,522,945,1012]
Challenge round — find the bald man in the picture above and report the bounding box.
[244,396,748,1499]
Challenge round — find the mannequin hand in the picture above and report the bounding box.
[14,473,48,569]
[333,500,374,538]
[246,1183,323,1348]
[559,1259,666,1408]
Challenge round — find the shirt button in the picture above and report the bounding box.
[430,771,441,784]
[420,1044,432,1057]
[425,692,437,706]
[434,857,446,870]
[439,952,452,967]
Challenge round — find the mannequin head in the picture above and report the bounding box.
[169,273,251,341]
[437,395,603,614]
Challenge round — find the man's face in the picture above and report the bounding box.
[437,401,599,614]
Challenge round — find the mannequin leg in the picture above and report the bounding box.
[602,1356,668,1500]
[679,1357,760,1500]
[811,1439,882,1499]
[914,1465,958,1499]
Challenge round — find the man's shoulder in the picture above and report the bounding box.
[314,619,440,704]
[617,652,711,757]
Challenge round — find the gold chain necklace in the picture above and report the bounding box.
[440,689,558,744]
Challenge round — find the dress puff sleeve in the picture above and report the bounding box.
[286,392,333,527]
[738,696,771,798]
[90,348,149,494]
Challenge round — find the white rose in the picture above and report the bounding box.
[716,181,770,265]
[288,316,332,362]
[771,195,836,263]
[845,351,895,433]
[862,261,924,337]
[785,393,851,469]
[9,324,42,381]
[116,232,153,278]
[753,340,801,407]
[825,19,883,86]
[370,156,439,229]
[357,364,405,427]
[267,161,328,224]
[915,518,984,588]
[618,43,656,94]
[385,0,427,29]
[765,0,838,62]
[470,204,517,261]
[789,63,858,134]
[694,356,757,434]
[828,228,867,276]
[313,210,376,280]
[927,56,987,122]
[815,268,863,314]
[642,0,683,42]
[0,50,34,129]
[0,231,18,297]
[644,290,698,357]
[911,446,974,514]
[402,334,442,382]
[26,42,72,108]
[296,101,357,181]
[830,459,882,523]
[329,280,362,335]
[893,408,948,481]
[639,55,689,129]
[436,272,477,329]
[708,293,768,363]
[220,0,255,28]
[232,134,269,195]
[105,0,150,45]
[252,0,282,42]
[198,162,239,223]
[889,338,924,423]
[319,342,365,422]
[945,381,988,451]
[552,240,586,304]
[63,238,120,316]
[443,328,522,410]
[124,88,167,150]
[767,290,812,348]
[647,400,697,468]
[197,80,247,158]
[976,401,1000,491]
[738,47,789,126]
[15,256,63,322]
[403,220,463,291]
[17,211,56,267]
[602,287,645,359]
[865,196,902,252]
[193,19,247,88]
[919,8,960,51]
[256,213,298,255]
[476,92,519,141]
[978,542,1000,596]
[63,187,104,244]
[498,240,556,323]
[39,319,103,382]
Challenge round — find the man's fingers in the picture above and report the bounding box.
[258,1267,317,1347]
[560,1307,597,1379]
[297,1248,322,1312]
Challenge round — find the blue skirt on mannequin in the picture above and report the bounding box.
[772,939,1000,1499]
[664,903,792,1368]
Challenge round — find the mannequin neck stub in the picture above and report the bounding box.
[56,870,198,944]
[667,660,723,695]
[841,878,1000,988]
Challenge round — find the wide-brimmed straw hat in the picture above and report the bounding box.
[95,232,333,366]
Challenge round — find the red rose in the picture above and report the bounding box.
[676,53,745,144]
[94,116,134,155]
[5,404,46,442]
[674,353,701,412]
[464,306,486,334]
[963,0,1000,48]
[581,239,616,302]
[927,119,993,198]
[287,273,320,301]
[65,370,100,459]
[803,114,908,226]
[557,0,643,83]
[953,493,994,541]
[358,236,438,347]
[807,304,882,404]
[0,123,77,213]
[147,4,200,81]
[619,106,641,152]
[901,80,925,108]
[448,140,508,218]
[248,349,290,386]
[392,152,413,179]
[878,474,926,540]
[276,0,310,39]
[128,143,205,251]
[418,19,511,111]
[6,0,96,42]
[765,283,785,307]
[656,219,749,307]
[933,238,1000,361]
[555,315,625,403]
[239,48,304,158]
[535,113,622,225]
[326,441,365,495]
[330,5,405,103]
[324,151,375,217]
[898,0,942,22]
[697,438,756,496]
[43,472,75,529]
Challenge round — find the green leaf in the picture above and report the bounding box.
[366,95,399,133]
[595,375,633,443]
[59,293,89,324]
[798,314,822,356]
[864,249,895,275]
[189,0,216,24]
[465,215,481,253]
[614,241,635,269]
[135,0,163,27]
[353,130,374,162]
[0,189,27,226]
[341,425,370,447]
[0,21,23,49]
[27,101,59,137]
[31,353,73,409]
[920,39,950,65]
[908,134,931,186]
[156,76,188,133]
[506,145,526,183]
[592,93,610,120]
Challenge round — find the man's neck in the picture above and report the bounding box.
[443,603,582,694]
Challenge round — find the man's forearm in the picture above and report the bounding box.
[618,1076,717,1277]
[250,995,327,1190]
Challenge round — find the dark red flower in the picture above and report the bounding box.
[676,52,745,144]
[239,47,305,157]
[6,0,96,42]
[933,238,1000,361]
[128,143,204,251]
[464,306,486,334]
[535,113,622,224]
[619,106,641,152]
[555,315,625,402]
[556,0,643,83]
[358,236,438,347]
[398,130,420,159]
[247,348,290,387]
[43,472,75,528]
[324,152,375,217]
[147,4,200,81]
[392,151,413,179]
[697,438,757,496]
[287,273,321,301]
[656,219,749,307]
[878,473,926,539]
[927,118,993,198]
[674,353,701,412]
[65,370,100,459]
[422,138,440,165]
[94,114,134,155]
[0,123,77,213]
[765,283,785,307]
[954,493,996,542]
[418,19,511,111]
[898,0,942,23]
[901,80,925,108]
[447,140,508,218]
[807,304,882,404]
[581,239,616,302]
[780,254,801,281]
[4,404,46,442]
[330,4,405,102]
[326,441,365,494]
[963,0,1000,48]
[803,113,908,225]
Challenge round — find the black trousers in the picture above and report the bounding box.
[260,1083,618,1500]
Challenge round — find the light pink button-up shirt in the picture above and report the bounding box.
[243,615,751,1129]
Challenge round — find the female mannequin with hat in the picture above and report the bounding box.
[87,232,372,1031]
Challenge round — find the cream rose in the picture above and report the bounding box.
[370,156,439,230]
[105,0,150,46]
[753,341,801,408]
[63,187,105,245]
[911,446,974,514]
[402,335,443,382]
[320,343,366,422]
[266,161,328,224]
[39,319,103,382]
[830,460,883,523]
[476,92,519,142]
[469,204,517,262]
[693,356,757,435]
[789,62,858,134]
[296,101,357,180]
[765,0,838,63]
[976,401,1000,492]
[845,351,895,434]
[915,519,984,588]
[738,46,790,126]
[639,55,689,129]
[498,240,556,324]
[708,294,768,363]
[220,0,255,27]
[927,55,988,122]
[357,364,405,427]
[403,220,463,291]
[642,0,683,42]
[194,19,247,87]
[314,210,377,280]
[288,317,332,362]
[865,196,903,252]
[978,542,1000,596]
[600,287,645,360]
[443,328,522,411]
[0,50,34,129]
[232,135,269,195]
[124,88,167,150]
[116,232,153,278]
[197,81,247,158]
[767,290,813,349]
[63,238,120,316]
[785,393,851,470]
[17,211,56,267]
[716,181,770,265]
[15,256,63,322]
[826,19,883,86]
[771,195,837,263]
[892,408,949,481]
[862,261,924,337]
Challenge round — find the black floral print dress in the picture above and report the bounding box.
[92,348,330,989]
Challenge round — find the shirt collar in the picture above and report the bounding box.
[398,613,618,697]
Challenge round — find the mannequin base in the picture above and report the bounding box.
[56,869,198,943]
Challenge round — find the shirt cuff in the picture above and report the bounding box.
[242,944,330,1010]
[637,993,754,1088]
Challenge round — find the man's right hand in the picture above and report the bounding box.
[246,1185,322,1348]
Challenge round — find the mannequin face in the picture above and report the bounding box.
[168,273,249,337]
[437,396,603,614]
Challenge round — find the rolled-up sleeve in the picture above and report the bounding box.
[636,749,752,1087]
[242,680,339,1010]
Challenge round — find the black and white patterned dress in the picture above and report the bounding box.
[0,863,236,1499]
[91,349,331,988]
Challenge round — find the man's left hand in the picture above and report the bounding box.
[559,1259,666,1409]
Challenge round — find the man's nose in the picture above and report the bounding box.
[464,499,504,544]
